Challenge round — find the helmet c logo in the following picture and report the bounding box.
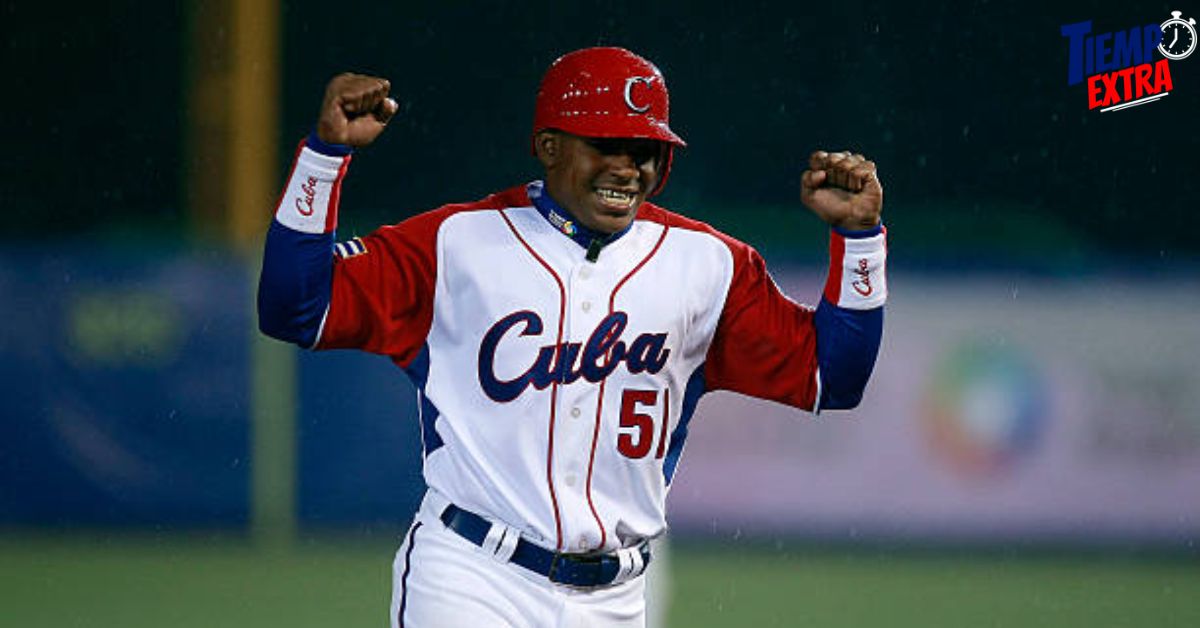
[623,76,654,113]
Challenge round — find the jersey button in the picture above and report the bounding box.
[581,301,592,312]
[570,407,581,418]
[564,473,577,487]
[580,267,592,279]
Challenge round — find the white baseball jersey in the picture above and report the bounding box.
[269,144,887,554]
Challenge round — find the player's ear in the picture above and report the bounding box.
[534,131,560,168]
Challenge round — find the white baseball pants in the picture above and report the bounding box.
[389,494,647,628]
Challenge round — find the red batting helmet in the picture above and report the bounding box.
[532,47,685,196]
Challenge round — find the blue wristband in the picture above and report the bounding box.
[305,129,354,157]
[833,223,884,239]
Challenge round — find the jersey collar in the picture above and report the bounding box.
[526,180,634,254]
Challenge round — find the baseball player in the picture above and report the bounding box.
[259,47,886,627]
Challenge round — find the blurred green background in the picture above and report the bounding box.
[4,537,1199,627]
[3,1,1199,627]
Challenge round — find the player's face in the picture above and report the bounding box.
[540,132,663,234]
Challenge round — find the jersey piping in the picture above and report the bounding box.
[497,207,569,551]
[583,222,671,550]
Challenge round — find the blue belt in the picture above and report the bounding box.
[438,504,651,587]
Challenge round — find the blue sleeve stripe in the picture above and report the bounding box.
[403,345,445,456]
[257,219,335,348]
[663,364,707,485]
[814,297,883,411]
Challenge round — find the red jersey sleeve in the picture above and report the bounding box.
[703,238,819,410]
[314,187,529,368]
[315,209,444,366]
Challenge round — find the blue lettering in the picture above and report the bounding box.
[1086,31,1094,75]
[478,310,671,402]
[1064,21,1166,86]
[1112,27,1141,68]
[580,312,629,382]
[1095,32,1112,72]
[1143,24,1162,61]
[1061,20,1092,85]
[526,345,558,392]
[626,333,671,374]
[478,311,544,402]
[553,343,583,384]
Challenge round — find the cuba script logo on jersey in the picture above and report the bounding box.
[478,310,670,402]
[295,176,318,216]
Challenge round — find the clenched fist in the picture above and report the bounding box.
[316,73,399,147]
[801,151,883,231]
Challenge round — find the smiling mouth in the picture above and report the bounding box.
[595,188,638,211]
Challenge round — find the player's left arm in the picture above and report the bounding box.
[801,150,886,410]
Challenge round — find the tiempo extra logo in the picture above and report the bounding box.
[1061,10,1195,112]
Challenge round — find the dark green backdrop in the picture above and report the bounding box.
[5,1,1198,263]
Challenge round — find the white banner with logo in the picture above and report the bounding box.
[667,271,1200,543]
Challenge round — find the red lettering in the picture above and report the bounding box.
[1153,58,1173,93]
[1100,72,1120,106]
[1087,74,1104,109]
[295,176,317,216]
[1118,66,1134,101]
[1086,61,1171,110]
[851,258,873,297]
[1135,64,1153,97]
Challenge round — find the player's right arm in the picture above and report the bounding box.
[256,74,398,349]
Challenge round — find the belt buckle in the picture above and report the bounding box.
[548,551,608,586]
